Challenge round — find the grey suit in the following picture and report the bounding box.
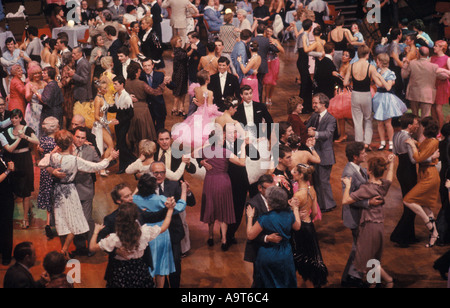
[108,5,126,23]
[73,144,100,252]
[72,57,92,102]
[306,111,337,211]
[341,162,370,282]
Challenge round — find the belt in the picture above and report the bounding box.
[12,148,30,154]
[376,88,393,94]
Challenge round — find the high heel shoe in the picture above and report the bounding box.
[384,278,396,288]
[22,219,29,229]
[425,217,439,248]
[334,135,348,143]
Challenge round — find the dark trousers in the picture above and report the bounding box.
[297,57,312,112]
[0,195,14,262]
[115,121,136,171]
[165,241,182,288]
[227,182,259,242]
[390,155,418,245]
[257,72,265,103]
[73,199,94,252]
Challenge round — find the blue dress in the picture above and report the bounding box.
[133,194,187,277]
[254,210,297,288]
[372,69,407,121]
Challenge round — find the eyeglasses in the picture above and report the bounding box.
[153,171,166,176]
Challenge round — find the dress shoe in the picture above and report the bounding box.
[321,206,336,213]
[2,259,11,266]
[341,276,369,288]
[45,225,54,239]
[116,169,126,175]
[221,243,229,252]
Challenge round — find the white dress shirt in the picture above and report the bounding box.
[243,100,254,125]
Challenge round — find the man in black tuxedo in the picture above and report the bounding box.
[233,85,273,140]
[251,24,270,103]
[150,161,196,288]
[314,42,339,100]
[105,26,123,78]
[80,0,96,25]
[208,56,241,112]
[186,31,206,84]
[243,174,281,287]
[224,123,260,248]
[108,76,136,174]
[150,0,163,41]
[3,242,47,288]
[97,183,171,287]
[140,58,173,132]
[139,16,165,69]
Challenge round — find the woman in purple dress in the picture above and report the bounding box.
[198,128,247,251]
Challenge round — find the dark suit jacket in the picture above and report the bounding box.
[140,70,167,120]
[139,29,164,66]
[243,193,269,263]
[108,39,123,77]
[80,8,96,25]
[161,179,196,244]
[305,111,337,166]
[233,101,274,138]
[208,72,241,111]
[0,110,11,134]
[187,41,206,83]
[251,35,270,74]
[3,263,46,288]
[314,56,338,99]
[150,2,162,39]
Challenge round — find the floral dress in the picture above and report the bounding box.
[38,153,110,236]
[37,136,56,212]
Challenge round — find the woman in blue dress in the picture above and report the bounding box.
[246,186,301,288]
[133,174,187,288]
[372,53,407,151]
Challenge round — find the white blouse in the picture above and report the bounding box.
[98,224,161,260]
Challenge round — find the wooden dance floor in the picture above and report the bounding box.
[0,41,448,288]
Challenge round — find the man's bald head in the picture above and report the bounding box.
[71,114,86,130]
[419,46,430,58]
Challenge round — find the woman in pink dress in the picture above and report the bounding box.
[8,64,26,114]
[239,41,261,103]
[327,50,353,143]
[431,40,450,130]
[263,26,284,106]
[172,70,222,151]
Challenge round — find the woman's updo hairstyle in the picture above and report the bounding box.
[295,163,315,182]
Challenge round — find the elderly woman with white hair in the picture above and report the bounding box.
[236,9,252,32]
[37,116,60,239]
